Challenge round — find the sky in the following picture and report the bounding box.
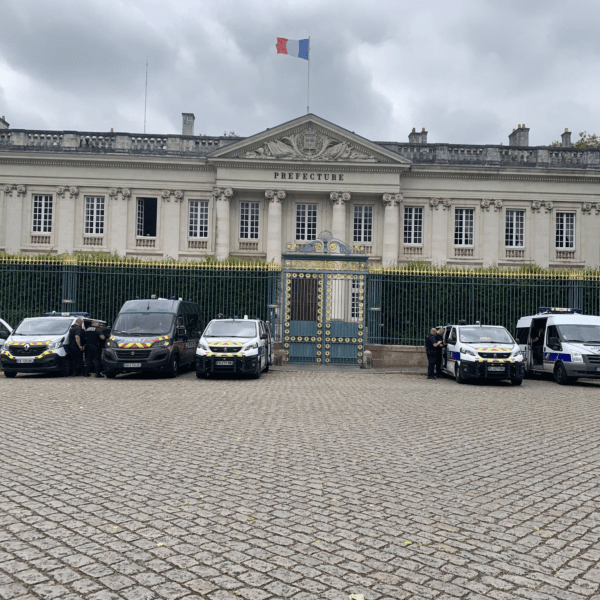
[0,0,599,146]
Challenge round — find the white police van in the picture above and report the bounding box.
[515,307,600,385]
[196,316,273,379]
[1,312,102,378]
[440,322,525,384]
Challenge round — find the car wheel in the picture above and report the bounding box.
[3,370,17,378]
[167,355,179,378]
[553,361,570,385]
[455,363,465,384]
[104,370,116,379]
[511,378,523,386]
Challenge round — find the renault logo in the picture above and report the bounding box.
[24,343,30,351]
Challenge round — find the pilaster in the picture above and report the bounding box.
[214,187,233,260]
[161,189,184,259]
[381,193,402,266]
[266,189,286,264]
[3,185,24,252]
[56,186,79,254]
[481,199,502,267]
[330,192,350,242]
[107,187,131,256]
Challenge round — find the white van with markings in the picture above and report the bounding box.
[440,322,525,385]
[196,316,273,379]
[516,307,600,385]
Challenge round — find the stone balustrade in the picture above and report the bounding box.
[0,127,598,168]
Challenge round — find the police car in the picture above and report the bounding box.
[440,322,525,384]
[1,312,103,378]
[196,316,273,379]
[516,307,600,385]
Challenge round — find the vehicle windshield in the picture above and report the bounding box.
[459,327,513,344]
[112,313,174,336]
[14,317,72,336]
[204,321,257,338]
[557,324,600,344]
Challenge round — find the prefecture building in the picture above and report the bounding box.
[1,112,599,268]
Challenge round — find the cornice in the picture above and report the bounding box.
[404,170,600,184]
[208,158,404,173]
[0,155,214,172]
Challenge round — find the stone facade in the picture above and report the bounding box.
[0,113,599,267]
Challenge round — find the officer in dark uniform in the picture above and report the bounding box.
[68,317,85,376]
[435,327,446,378]
[84,320,106,377]
[425,327,438,380]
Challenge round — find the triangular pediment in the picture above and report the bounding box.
[208,114,410,164]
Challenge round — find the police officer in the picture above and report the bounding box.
[425,327,439,380]
[68,317,85,376]
[84,320,106,377]
[435,327,446,378]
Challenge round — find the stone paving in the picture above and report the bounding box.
[1,370,600,600]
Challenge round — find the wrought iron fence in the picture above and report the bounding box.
[0,256,281,333]
[2,256,600,349]
[367,267,600,346]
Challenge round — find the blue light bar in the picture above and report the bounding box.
[44,311,89,317]
[538,307,582,314]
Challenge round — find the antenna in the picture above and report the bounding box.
[143,57,148,134]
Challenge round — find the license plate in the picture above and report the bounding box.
[123,362,141,368]
[16,357,34,364]
[216,361,234,366]
[488,366,505,372]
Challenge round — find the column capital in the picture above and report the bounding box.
[382,193,403,207]
[330,191,351,205]
[57,186,79,199]
[213,187,233,201]
[109,187,131,200]
[161,189,184,202]
[3,184,27,197]
[265,189,286,203]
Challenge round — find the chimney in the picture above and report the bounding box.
[508,124,529,147]
[408,127,427,143]
[182,113,195,136]
[0,115,9,130]
[561,128,571,148]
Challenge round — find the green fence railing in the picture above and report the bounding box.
[0,255,282,332]
[367,266,600,346]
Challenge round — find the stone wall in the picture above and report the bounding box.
[366,344,427,369]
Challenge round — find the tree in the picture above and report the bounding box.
[549,131,600,148]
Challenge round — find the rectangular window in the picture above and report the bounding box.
[403,207,423,244]
[240,202,260,239]
[505,210,524,247]
[84,196,105,235]
[296,204,317,241]
[454,208,474,246]
[556,212,575,248]
[32,195,53,233]
[353,205,373,242]
[188,200,209,238]
[136,198,157,237]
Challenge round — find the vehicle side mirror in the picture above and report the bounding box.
[549,336,561,351]
[176,326,187,338]
[260,333,268,340]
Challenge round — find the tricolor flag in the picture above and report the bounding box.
[276,38,309,60]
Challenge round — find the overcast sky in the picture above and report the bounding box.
[1,0,599,146]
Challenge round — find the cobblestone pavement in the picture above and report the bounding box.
[1,371,600,600]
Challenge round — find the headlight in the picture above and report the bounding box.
[47,340,63,350]
[242,342,258,352]
[2,342,9,352]
[571,351,584,363]
[198,342,209,351]
[153,339,170,347]
[511,349,523,358]
[105,340,112,347]
[460,347,476,357]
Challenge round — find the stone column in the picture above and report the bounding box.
[214,187,233,260]
[56,186,79,254]
[330,192,350,242]
[381,193,403,266]
[107,187,130,256]
[481,199,502,268]
[531,200,552,268]
[161,190,184,259]
[266,189,286,264]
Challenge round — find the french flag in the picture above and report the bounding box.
[276,38,309,60]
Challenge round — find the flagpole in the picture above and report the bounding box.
[307,37,310,114]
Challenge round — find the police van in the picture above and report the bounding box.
[103,297,202,378]
[1,312,102,378]
[516,307,600,385]
[196,316,273,379]
[440,322,525,384]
